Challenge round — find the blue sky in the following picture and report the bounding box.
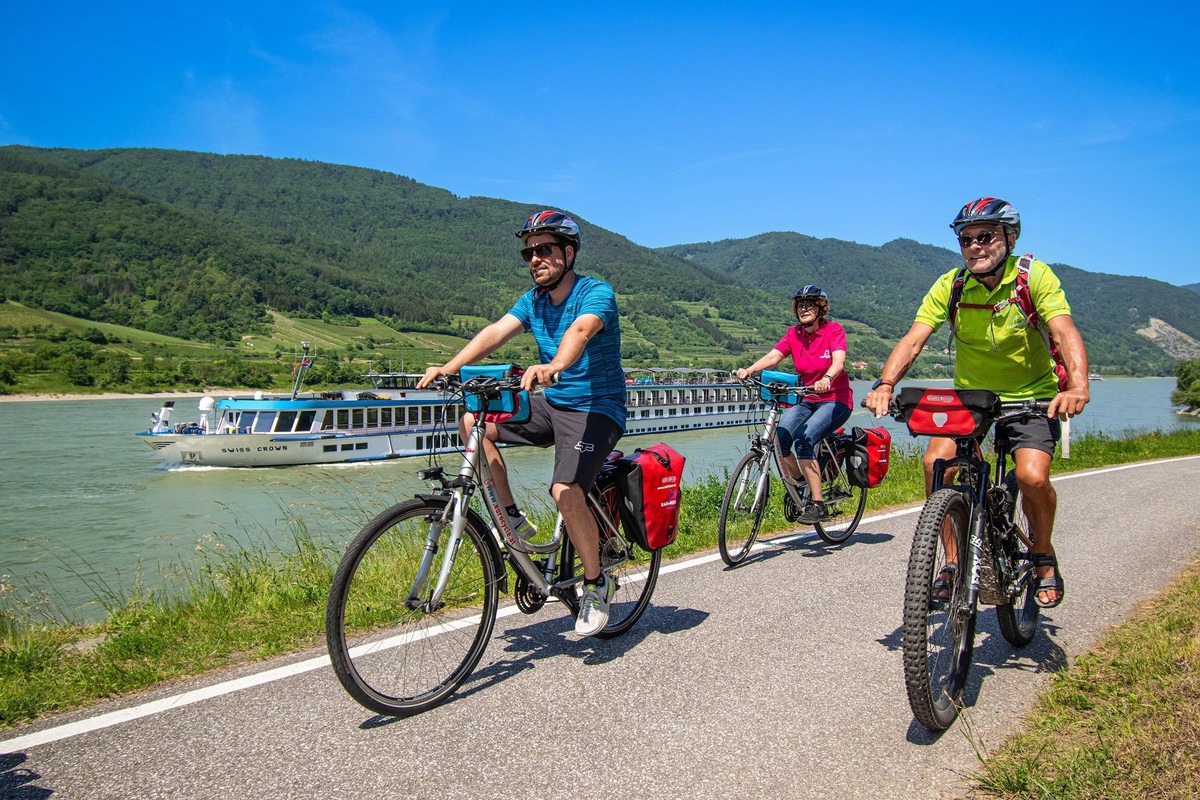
[3,2,1198,286]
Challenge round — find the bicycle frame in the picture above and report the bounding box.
[410,380,626,612]
[741,382,848,509]
[926,403,1045,613]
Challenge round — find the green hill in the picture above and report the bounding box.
[2,144,1198,394]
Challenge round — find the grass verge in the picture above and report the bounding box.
[1,427,1197,737]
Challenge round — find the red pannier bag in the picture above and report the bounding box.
[895,387,1000,438]
[846,426,892,488]
[613,443,685,551]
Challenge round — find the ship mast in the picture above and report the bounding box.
[290,341,312,400]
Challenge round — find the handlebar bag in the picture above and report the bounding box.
[459,364,531,424]
[846,426,892,488]
[759,369,802,407]
[896,387,1000,438]
[613,443,686,550]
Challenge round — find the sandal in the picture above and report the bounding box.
[1032,552,1065,608]
[932,563,957,602]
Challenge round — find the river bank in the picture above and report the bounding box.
[0,389,247,403]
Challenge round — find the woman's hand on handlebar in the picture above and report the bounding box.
[735,367,753,382]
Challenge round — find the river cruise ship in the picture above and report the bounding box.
[136,357,764,468]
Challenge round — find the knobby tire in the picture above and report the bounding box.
[902,489,975,731]
[995,473,1040,647]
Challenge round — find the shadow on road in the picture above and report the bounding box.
[0,753,52,800]
[719,526,896,570]
[358,603,708,729]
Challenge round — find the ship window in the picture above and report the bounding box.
[380,408,392,426]
[297,410,317,431]
[421,406,432,425]
[323,444,337,452]
[252,412,276,433]
[319,411,334,431]
[408,407,419,425]
[351,409,364,429]
[366,408,378,428]
[275,411,298,432]
[336,409,350,429]
[356,442,368,450]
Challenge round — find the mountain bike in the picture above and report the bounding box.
[717,375,867,566]
[325,373,661,717]
[891,387,1048,730]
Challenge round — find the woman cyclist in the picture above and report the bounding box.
[736,285,853,523]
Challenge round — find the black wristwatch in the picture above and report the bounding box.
[871,379,894,391]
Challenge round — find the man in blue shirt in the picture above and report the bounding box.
[417,210,626,636]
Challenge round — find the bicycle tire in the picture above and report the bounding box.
[326,498,498,717]
[813,443,867,544]
[902,489,976,731]
[717,450,772,566]
[560,512,662,639]
[996,473,1040,647]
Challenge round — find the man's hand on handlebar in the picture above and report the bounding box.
[520,364,560,391]
[1047,386,1089,421]
[864,386,894,419]
[416,365,451,390]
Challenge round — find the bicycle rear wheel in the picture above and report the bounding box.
[717,450,772,565]
[996,473,1040,647]
[561,515,662,639]
[326,498,498,717]
[813,444,867,544]
[902,488,975,731]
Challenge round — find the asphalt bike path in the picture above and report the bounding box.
[3,456,1199,799]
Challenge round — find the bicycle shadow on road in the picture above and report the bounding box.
[877,612,1069,744]
[0,752,52,800]
[426,604,708,710]
[720,527,896,570]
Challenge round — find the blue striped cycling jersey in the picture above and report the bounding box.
[506,274,626,428]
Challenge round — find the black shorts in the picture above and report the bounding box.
[492,396,624,492]
[994,411,1061,456]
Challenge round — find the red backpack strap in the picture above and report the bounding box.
[1013,254,1069,391]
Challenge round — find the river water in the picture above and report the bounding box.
[0,378,1193,621]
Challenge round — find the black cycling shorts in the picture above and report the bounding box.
[994,411,1061,456]
[492,395,624,492]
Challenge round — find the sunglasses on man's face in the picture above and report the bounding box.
[520,243,561,263]
[958,230,1003,248]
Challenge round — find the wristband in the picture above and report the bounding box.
[871,379,893,391]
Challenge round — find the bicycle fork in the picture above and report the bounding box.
[406,491,472,612]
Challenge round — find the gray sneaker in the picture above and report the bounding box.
[506,510,537,540]
[798,500,826,524]
[574,574,614,637]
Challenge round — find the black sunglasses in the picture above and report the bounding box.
[520,242,562,263]
[958,230,1002,248]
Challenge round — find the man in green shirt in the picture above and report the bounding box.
[865,198,1090,607]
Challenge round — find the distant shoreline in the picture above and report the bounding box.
[0,389,247,404]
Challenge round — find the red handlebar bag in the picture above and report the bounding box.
[895,387,1000,438]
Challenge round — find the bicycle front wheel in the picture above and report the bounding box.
[996,473,1040,647]
[325,498,498,717]
[813,452,867,545]
[902,488,975,731]
[718,450,772,566]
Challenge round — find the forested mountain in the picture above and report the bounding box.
[3,144,1199,378]
[661,234,1200,374]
